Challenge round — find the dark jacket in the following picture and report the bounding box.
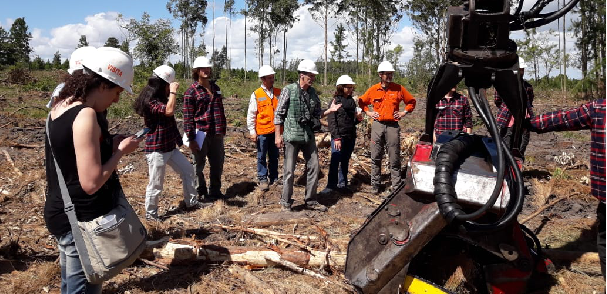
[327,95,358,140]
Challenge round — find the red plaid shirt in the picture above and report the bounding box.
[495,80,535,129]
[434,92,473,136]
[144,100,182,153]
[529,99,606,201]
[183,81,227,140]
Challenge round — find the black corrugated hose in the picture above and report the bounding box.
[433,87,525,232]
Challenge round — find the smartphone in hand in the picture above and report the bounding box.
[134,127,151,139]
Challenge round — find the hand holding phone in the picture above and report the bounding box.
[134,127,151,139]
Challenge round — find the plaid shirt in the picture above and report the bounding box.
[529,99,606,201]
[144,100,182,153]
[495,80,535,129]
[183,81,227,140]
[434,92,473,136]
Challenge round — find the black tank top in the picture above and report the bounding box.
[44,105,120,236]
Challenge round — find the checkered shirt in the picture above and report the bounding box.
[495,80,535,129]
[144,100,182,153]
[183,81,227,140]
[434,92,473,136]
[529,99,606,201]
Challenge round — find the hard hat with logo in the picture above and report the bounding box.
[258,65,276,78]
[82,47,134,94]
[518,57,527,69]
[193,56,212,68]
[153,65,176,83]
[336,75,356,86]
[377,61,395,72]
[68,46,96,74]
[297,59,318,75]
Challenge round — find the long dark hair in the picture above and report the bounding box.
[333,84,346,98]
[55,69,118,106]
[133,76,169,117]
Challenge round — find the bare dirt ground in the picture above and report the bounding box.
[0,89,604,294]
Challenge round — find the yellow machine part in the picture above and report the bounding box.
[402,275,450,294]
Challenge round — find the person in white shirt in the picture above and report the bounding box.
[246,65,281,191]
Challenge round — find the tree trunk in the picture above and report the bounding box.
[244,11,247,82]
[212,0,216,55]
[563,11,567,102]
[580,0,587,97]
[324,3,328,86]
[283,29,287,85]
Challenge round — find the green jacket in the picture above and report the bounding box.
[283,83,320,143]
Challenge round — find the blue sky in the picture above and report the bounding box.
[0,1,580,78]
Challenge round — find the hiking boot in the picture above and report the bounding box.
[146,214,162,222]
[184,200,212,211]
[208,193,225,201]
[258,181,270,191]
[338,186,353,194]
[281,203,292,212]
[319,187,335,196]
[305,201,328,212]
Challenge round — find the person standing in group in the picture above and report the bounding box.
[274,59,340,212]
[494,57,534,157]
[133,65,205,221]
[433,87,473,142]
[44,47,141,294]
[247,65,281,191]
[527,99,606,279]
[183,56,227,200]
[358,61,416,195]
[320,75,362,195]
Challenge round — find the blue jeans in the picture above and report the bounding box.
[327,137,355,189]
[256,133,279,183]
[57,231,102,294]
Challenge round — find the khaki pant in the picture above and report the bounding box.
[370,121,402,189]
[281,139,319,206]
[145,149,198,218]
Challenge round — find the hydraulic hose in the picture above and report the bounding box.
[433,86,525,232]
[434,87,506,222]
[462,87,525,231]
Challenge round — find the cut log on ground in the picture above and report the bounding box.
[543,249,600,263]
[241,211,313,226]
[151,241,346,268]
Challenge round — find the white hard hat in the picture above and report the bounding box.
[82,47,134,94]
[153,65,176,83]
[192,56,212,68]
[336,75,355,86]
[518,57,527,69]
[377,61,395,72]
[68,46,96,74]
[258,65,276,78]
[297,59,318,75]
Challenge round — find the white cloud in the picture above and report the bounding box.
[30,12,127,61]
[29,6,581,78]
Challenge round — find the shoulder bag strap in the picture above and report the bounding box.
[45,113,95,274]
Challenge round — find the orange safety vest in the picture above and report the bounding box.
[254,87,281,135]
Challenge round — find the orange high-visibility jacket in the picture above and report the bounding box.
[254,87,281,135]
[358,82,416,122]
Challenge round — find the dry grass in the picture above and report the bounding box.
[4,261,60,293]
[530,178,554,208]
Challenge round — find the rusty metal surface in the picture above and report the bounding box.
[345,188,447,293]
